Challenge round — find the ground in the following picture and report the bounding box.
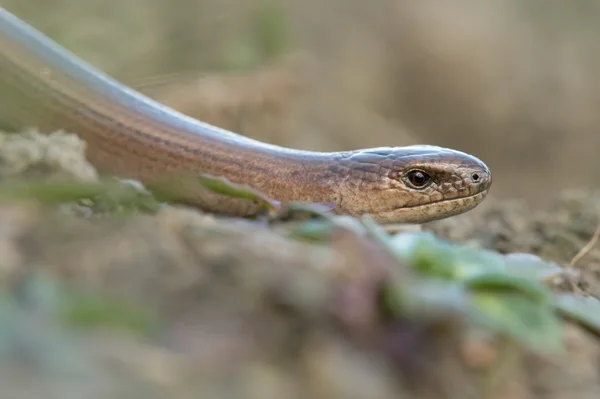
[0,131,598,399]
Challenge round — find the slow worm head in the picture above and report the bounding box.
[331,145,490,223]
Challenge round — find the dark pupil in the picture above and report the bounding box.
[409,171,428,186]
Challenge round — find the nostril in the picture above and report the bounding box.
[471,173,480,182]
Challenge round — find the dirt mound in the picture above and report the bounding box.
[0,131,597,399]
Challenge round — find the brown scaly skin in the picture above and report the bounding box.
[0,8,492,223]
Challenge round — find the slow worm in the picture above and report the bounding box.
[0,8,491,223]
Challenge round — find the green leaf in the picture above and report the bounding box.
[283,202,370,237]
[450,247,507,279]
[384,279,471,319]
[147,173,281,213]
[197,174,281,211]
[60,294,159,337]
[465,273,552,304]
[354,218,568,355]
[361,216,425,260]
[469,292,563,354]
[386,231,463,279]
[289,219,337,242]
[280,202,338,218]
[0,178,163,214]
[0,180,122,204]
[554,293,600,335]
[502,253,566,281]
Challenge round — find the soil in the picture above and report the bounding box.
[0,131,599,399]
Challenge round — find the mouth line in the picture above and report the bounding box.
[397,189,490,211]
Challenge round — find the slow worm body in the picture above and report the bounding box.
[0,8,491,223]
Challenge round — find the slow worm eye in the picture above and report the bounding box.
[405,170,431,188]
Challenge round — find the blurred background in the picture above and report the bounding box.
[3,0,600,206]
